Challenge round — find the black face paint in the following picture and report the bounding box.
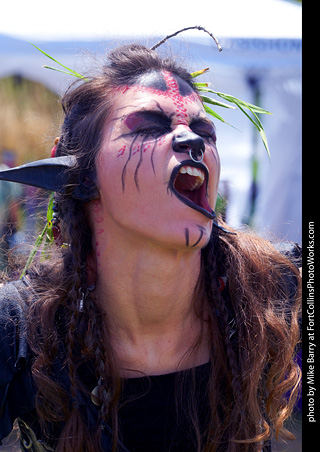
[184,225,209,248]
[185,228,190,247]
[133,135,160,191]
[172,129,205,158]
[121,135,139,193]
[191,225,206,247]
[132,70,194,97]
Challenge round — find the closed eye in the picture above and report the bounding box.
[190,119,216,142]
[125,110,171,136]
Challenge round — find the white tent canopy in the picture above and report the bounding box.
[0,0,302,242]
[0,0,302,41]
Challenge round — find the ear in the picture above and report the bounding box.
[0,156,99,201]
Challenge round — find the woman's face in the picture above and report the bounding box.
[93,70,220,250]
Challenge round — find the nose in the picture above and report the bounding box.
[172,130,205,162]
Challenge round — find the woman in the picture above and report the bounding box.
[0,43,301,452]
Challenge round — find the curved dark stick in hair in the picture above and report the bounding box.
[150,25,223,52]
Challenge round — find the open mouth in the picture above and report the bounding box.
[169,160,215,220]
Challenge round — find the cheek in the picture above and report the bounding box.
[96,142,124,194]
[109,134,170,193]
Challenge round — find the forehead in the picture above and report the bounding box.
[111,70,204,119]
[132,70,195,97]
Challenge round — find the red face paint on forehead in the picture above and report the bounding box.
[131,70,195,96]
[162,71,190,124]
[115,70,201,124]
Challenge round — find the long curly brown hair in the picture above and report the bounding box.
[25,44,301,452]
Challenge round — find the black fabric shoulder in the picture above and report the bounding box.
[0,281,28,383]
[0,279,36,443]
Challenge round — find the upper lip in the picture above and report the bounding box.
[169,159,215,220]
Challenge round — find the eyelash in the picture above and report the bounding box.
[136,126,168,136]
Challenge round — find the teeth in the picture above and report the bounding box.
[178,165,205,191]
[179,166,205,180]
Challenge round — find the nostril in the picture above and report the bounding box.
[172,130,205,155]
[177,144,190,152]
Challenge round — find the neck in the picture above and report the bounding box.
[93,235,208,376]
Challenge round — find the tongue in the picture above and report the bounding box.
[180,187,212,213]
[174,174,212,214]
